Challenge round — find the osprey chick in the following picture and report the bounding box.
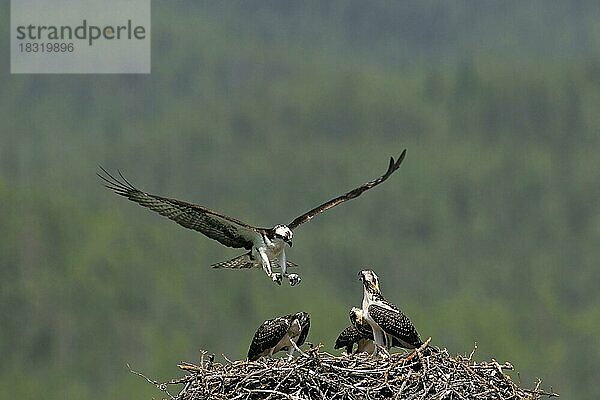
[247,311,310,361]
[335,307,406,354]
[358,269,429,355]
[335,307,375,354]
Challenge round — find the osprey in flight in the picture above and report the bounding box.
[358,269,430,355]
[247,311,310,361]
[98,150,406,286]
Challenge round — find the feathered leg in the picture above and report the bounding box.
[281,250,301,286]
[287,339,305,360]
[257,247,281,285]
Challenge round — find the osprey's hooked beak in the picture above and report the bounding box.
[357,271,364,281]
[286,239,293,247]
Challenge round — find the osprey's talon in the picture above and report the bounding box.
[288,273,301,286]
[272,273,283,285]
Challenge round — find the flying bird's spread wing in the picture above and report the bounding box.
[288,150,407,230]
[98,166,258,249]
[247,316,290,361]
[368,304,423,349]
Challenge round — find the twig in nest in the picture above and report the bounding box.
[127,363,176,400]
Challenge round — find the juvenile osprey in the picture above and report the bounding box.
[334,307,404,354]
[98,150,406,286]
[247,311,310,361]
[358,269,427,354]
[334,307,375,354]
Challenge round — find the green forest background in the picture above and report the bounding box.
[2,1,600,398]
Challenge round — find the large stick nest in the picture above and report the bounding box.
[131,345,558,400]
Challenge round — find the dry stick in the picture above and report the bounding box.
[404,336,432,363]
[397,368,412,398]
[127,363,176,400]
[468,342,478,361]
[245,388,296,399]
[522,383,560,398]
[271,367,296,392]
[178,362,202,373]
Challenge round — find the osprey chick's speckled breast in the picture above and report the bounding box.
[247,312,310,361]
[98,150,406,286]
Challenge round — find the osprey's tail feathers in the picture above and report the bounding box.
[211,253,256,269]
[210,253,299,270]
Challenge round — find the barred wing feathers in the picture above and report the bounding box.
[368,304,423,349]
[98,167,257,250]
[288,150,407,230]
[334,325,364,353]
[247,316,290,361]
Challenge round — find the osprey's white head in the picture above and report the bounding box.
[273,224,293,246]
[358,269,381,297]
